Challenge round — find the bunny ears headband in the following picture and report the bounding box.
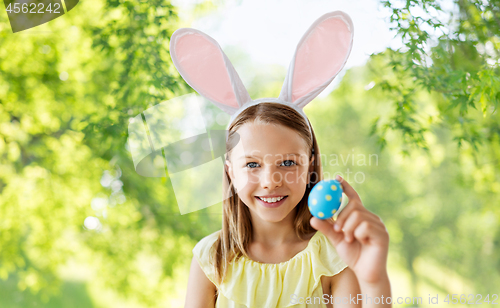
[169,11,354,140]
[125,11,354,215]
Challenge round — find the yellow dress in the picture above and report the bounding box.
[192,230,348,308]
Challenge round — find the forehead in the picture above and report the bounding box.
[230,122,309,160]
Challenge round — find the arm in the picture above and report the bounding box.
[357,274,391,308]
[185,256,217,308]
[330,267,391,308]
[312,175,392,307]
[330,267,361,308]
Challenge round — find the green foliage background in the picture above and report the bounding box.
[0,0,498,307]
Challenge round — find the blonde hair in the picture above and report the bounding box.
[211,102,323,286]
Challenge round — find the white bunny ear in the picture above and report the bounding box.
[169,28,252,115]
[279,11,354,108]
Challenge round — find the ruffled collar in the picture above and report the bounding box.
[217,231,348,307]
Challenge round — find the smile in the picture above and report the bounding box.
[255,196,288,208]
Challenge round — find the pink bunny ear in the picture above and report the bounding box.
[170,28,252,115]
[279,11,354,108]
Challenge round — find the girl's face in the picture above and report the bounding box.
[225,122,314,224]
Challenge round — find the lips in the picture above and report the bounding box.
[255,196,288,208]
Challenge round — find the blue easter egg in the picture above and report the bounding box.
[308,179,343,219]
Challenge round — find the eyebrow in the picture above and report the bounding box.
[243,153,303,159]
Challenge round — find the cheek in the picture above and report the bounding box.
[232,170,258,192]
[283,169,308,186]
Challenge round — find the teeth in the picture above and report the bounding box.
[258,196,286,203]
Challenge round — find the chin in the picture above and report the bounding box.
[253,204,297,223]
[257,212,290,223]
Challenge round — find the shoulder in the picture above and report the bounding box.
[314,232,347,267]
[310,231,349,275]
[186,258,217,306]
[192,230,221,285]
[193,230,220,257]
[310,231,355,293]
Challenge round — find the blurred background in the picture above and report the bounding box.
[0,0,499,307]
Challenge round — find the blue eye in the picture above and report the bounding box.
[246,162,259,168]
[246,160,297,168]
[245,159,297,169]
[282,160,297,167]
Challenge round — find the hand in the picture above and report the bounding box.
[310,175,390,285]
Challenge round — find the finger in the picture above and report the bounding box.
[334,194,379,233]
[353,220,389,245]
[333,199,362,232]
[335,203,382,233]
[341,210,381,243]
[310,217,344,246]
[336,175,360,202]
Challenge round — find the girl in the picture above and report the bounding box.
[169,11,391,308]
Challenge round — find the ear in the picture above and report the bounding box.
[225,159,234,182]
[170,28,252,116]
[279,11,354,108]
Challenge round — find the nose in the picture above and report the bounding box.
[260,165,282,190]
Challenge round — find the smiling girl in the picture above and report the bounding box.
[169,11,392,308]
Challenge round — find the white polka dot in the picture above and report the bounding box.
[331,185,337,191]
[325,194,332,201]
[311,199,317,205]
[317,185,323,190]
[318,212,324,218]
[331,209,337,214]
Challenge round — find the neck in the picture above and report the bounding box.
[250,208,301,246]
